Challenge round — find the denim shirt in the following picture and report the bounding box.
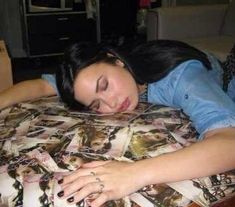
[41,74,58,95]
[148,58,235,137]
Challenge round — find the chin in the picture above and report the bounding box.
[129,101,138,111]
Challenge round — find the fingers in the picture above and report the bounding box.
[58,168,108,206]
[61,161,110,186]
[61,174,97,197]
[58,177,108,207]
[61,169,95,186]
[70,181,105,204]
[89,192,111,207]
[56,161,124,207]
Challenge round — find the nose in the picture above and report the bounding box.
[101,93,118,110]
[105,97,117,109]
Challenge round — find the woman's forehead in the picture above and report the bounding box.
[73,64,101,103]
[76,62,119,80]
[80,62,106,74]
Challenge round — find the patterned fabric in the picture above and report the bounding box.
[223,43,235,91]
[0,97,235,207]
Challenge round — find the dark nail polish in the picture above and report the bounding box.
[57,191,64,197]
[58,179,63,184]
[77,200,83,206]
[67,196,74,203]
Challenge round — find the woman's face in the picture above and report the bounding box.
[73,60,139,113]
[64,156,84,170]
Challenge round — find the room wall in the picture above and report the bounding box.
[162,0,229,7]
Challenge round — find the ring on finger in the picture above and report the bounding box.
[98,183,105,194]
[95,177,101,182]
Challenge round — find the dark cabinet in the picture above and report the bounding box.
[0,0,98,58]
[25,13,96,56]
[27,14,88,35]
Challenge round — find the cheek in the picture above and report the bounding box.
[97,105,115,113]
[130,99,139,110]
[118,74,138,95]
[110,77,129,96]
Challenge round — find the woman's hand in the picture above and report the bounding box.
[56,128,235,207]
[57,160,146,207]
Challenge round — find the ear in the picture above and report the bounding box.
[106,53,125,67]
[107,52,114,57]
[115,59,125,67]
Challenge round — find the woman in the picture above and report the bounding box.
[1,40,235,206]
[53,40,235,206]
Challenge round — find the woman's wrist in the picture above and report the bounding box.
[130,158,161,188]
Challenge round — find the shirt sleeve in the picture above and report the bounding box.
[173,61,235,137]
[41,74,59,95]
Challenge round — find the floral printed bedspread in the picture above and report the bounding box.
[0,96,234,207]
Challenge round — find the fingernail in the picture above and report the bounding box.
[57,191,64,197]
[67,196,74,203]
[76,200,83,206]
[58,179,63,184]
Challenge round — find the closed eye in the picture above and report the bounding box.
[88,76,108,111]
[98,77,108,92]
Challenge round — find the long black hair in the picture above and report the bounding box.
[122,40,211,84]
[56,42,122,109]
[56,40,211,109]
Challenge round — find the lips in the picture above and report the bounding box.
[118,98,130,112]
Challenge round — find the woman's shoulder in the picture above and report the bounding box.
[165,59,208,87]
[41,74,58,95]
[147,59,204,106]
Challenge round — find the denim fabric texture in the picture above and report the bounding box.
[148,58,235,137]
[41,74,58,95]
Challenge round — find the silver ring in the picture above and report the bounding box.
[96,177,101,182]
[90,171,96,176]
[99,183,104,193]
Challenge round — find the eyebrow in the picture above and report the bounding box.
[87,75,103,109]
[96,75,103,93]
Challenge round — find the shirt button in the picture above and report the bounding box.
[185,94,189,99]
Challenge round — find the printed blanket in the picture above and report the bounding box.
[0,96,234,207]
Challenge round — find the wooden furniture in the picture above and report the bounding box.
[0,0,98,58]
[21,0,97,57]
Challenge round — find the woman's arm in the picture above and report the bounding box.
[138,127,235,184]
[0,79,56,110]
[58,127,235,207]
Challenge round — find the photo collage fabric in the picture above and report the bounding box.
[0,96,234,207]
